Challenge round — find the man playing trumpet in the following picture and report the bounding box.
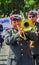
[5,15,38,65]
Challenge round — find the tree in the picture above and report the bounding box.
[0,0,39,16]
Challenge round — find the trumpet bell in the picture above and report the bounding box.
[21,19,33,32]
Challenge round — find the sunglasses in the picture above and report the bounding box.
[29,15,35,18]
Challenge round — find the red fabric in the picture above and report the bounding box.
[10,16,14,21]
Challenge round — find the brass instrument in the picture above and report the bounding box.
[17,19,33,40]
[21,19,33,32]
[21,19,38,48]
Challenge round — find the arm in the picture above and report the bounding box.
[26,31,38,41]
[5,29,20,45]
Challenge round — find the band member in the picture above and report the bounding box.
[28,11,39,65]
[5,15,38,65]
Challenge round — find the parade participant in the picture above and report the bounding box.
[28,11,39,65]
[5,15,38,65]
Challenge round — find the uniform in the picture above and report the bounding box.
[31,22,39,65]
[5,27,38,65]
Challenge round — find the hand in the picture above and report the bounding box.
[17,25,24,35]
[18,28,24,35]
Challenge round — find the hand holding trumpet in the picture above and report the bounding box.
[17,25,26,40]
[17,25,24,36]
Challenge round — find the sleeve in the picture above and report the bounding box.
[5,30,20,45]
[26,31,38,41]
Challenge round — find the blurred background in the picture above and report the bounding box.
[0,0,39,18]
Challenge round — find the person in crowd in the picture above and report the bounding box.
[5,15,38,65]
[28,11,39,65]
[0,24,4,48]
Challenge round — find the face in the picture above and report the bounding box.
[11,21,17,28]
[11,20,21,29]
[16,20,21,27]
[28,15,37,23]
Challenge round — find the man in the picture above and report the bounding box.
[5,15,37,65]
[28,11,39,65]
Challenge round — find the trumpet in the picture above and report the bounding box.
[21,19,33,32]
[17,19,37,40]
[16,19,33,40]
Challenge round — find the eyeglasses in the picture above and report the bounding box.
[29,15,35,18]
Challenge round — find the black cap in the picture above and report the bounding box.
[28,11,37,16]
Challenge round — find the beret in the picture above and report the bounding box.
[10,15,22,21]
[28,11,37,16]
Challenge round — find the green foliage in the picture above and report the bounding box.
[24,0,36,11]
[0,0,25,15]
[0,0,39,16]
